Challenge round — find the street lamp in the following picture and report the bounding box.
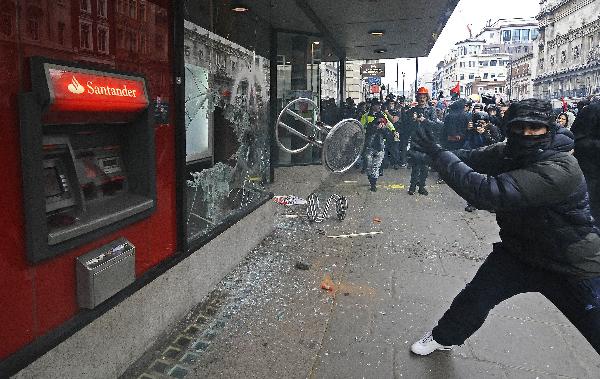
[402,72,405,98]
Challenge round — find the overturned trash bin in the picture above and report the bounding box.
[76,238,135,309]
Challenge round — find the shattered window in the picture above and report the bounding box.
[183,20,270,245]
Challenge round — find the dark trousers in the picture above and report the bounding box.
[383,139,401,168]
[409,163,428,188]
[398,134,410,165]
[432,243,600,355]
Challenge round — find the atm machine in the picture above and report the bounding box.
[20,57,156,264]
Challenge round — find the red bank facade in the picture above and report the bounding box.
[1,0,176,366]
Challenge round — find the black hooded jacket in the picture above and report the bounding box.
[433,127,600,278]
[442,100,469,147]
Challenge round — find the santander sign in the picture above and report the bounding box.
[67,75,139,98]
[46,65,148,113]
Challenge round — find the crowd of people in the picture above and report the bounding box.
[321,90,600,214]
[318,91,600,358]
[319,91,600,359]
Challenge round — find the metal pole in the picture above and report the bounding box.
[311,43,314,95]
[396,61,399,94]
[415,57,419,99]
[508,55,513,101]
[402,72,405,98]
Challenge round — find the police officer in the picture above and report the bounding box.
[409,98,600,357]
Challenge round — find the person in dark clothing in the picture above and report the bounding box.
[463,112,501,150]
[409,98,600,357]
[442,99,469,151]
[462,111,502,212]
[355,102,367,121]
[406,87,440,195]
[572,102,600,223]
[364,111,394,191]
[340,97,357,120]
[383,98,402,169]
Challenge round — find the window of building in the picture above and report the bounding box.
[490,60,497,66]
[140,0,147,21]
[98,26,109,53]
[117,27,125,48]
[460,74,465,80]
[129,0,137,19]
[512,29,520,41]
[503,30,511,42]
[524,46,529,53]
[98,0,107,18]
[127,29,137,52]
[460,62,465,67]
[491,74,496,78]
[531,28,539,40]
[479,60,489,66]
[155,33,164,51]
[80,21,92,50]
[469,73,475,79]
[483,73,489,79]
[57,22,65,45]
[0,12,13,38]
[140,34,147,54]
[521,29,530,41]
[81,0,91,13]
[27,18,39,40]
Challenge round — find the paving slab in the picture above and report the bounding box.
[122,167,598,379]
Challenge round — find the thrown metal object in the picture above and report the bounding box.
[275,98,365,173]
[306,193,348,223]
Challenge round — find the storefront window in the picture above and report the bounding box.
[182,12,271,246]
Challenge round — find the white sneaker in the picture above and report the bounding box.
[410,331,454,355]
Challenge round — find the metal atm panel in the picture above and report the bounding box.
[20,57,156,263]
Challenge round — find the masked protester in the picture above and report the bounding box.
[442,99,469,151]
[572,102,600,224]
[409,98,600,357]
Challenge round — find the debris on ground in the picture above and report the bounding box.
[326,231,383,239]
[295,261,310,270]
[373,217,382,223]
[320,273,335,292]
[273,195,307,205]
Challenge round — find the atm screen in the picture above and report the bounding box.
[44,167,62,197]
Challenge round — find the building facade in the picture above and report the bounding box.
[533,0,600,99]
[507,52,535,100]
[433,18,539,100]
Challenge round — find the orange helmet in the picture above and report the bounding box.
[417,87,429,95]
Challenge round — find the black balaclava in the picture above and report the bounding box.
[503,99,554,160]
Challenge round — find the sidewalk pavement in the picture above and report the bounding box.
[122,166,600,379]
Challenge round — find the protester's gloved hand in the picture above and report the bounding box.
[412,126,444,158]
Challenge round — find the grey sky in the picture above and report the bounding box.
[381,0,540,94]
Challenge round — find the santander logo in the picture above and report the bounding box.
[67,76,85,94]
[65,75,138,98]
